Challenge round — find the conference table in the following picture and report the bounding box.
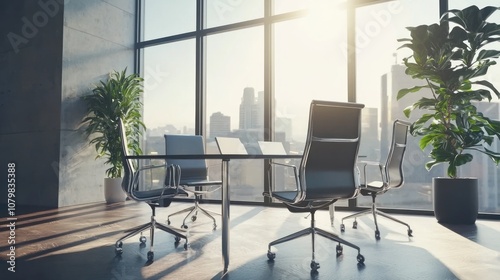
[126,153,303,274]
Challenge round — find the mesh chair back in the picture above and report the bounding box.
[384,120,410,189]
[164,135,209,183]
[300,100,365,201]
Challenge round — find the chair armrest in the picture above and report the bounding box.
[265,161,301,200]
[130,164,182,200]
[357,160,386,187]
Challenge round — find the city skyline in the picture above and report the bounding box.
[145,63,500,212]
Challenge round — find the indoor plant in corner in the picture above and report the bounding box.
[82,68,145,203]
[397,5,500,224]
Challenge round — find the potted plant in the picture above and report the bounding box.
[397,5,500,224]
[82,68,145,203]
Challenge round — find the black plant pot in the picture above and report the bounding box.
[432,177,478,224]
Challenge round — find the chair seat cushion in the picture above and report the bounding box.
[360,180,386,196]
[269,191,336,213]
[181,179,222,186]
[133,187,186,200]
[271,191,298,203]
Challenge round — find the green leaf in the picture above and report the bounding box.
[453,153,473,166]
[477,50,500,61]
[447,164,457,178]
[474,80,500,98]
[397,86,427,100]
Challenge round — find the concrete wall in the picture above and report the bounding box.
[0,0,65,208]
[58,0,135,206]
[0,0,136,208]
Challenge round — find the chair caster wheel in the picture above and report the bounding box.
[408,229,413,237]
[212,224,217,231]
[267,251,275,260]
[139,236,147,244]
[175,236,181,243]
[340,224,345,232]
[167,219,171,225]
[336,244,343,256]
[310,261,320,271]
[352,220,358,229]
[115,241,123,255]
[181,224,188,229]
[357,254,365,264]
[191,215,197,222]
[184,243,189,250]
[147,251,154,261]
[115,247,123,255]
[375,230,380,240]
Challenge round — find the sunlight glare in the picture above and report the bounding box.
[303,0,347,43]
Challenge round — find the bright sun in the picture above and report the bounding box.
[303,0,347,43]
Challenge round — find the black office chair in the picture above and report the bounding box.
[164,134,222,230]
[263,100,365,272]
[115,119,188,262]
[340,119,413,240]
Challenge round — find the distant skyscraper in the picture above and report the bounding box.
[209,112,231,139]
[239,87,262,130]
[237,87,290,143]
[276,117,292,141]
[461,101,500,211]
[360,107,379,160]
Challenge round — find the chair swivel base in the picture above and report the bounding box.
[340,207,413,240]
[115,205,188,262]
[267,211,364,272]
[167,199,219,230]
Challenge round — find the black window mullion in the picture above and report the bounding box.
[195,0,205,136]
[263,0,273,205]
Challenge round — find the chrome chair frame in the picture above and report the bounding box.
[164,134,222,230]
[115,120,188,262]
[341,119,413,240]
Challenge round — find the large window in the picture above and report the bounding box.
[138,0,500,213]
[205,27,265,201]
[273,1,348,205]
[355,0,441,211]
[142,0,196,40]
[448,0,500,213]
[138,0,350,203]
[355,0,500,214]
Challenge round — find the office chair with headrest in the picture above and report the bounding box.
[164,134,222,230]
[263,100,366,272]
[115,119,188,262]
[341,119,412,240]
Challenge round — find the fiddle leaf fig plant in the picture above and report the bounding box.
[397,5,500,178]
[82,68,145,178]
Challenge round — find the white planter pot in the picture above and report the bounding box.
[104,177,127,204]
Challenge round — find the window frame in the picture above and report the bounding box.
[135,0,500,219]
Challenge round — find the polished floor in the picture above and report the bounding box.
[1,201,499,280]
